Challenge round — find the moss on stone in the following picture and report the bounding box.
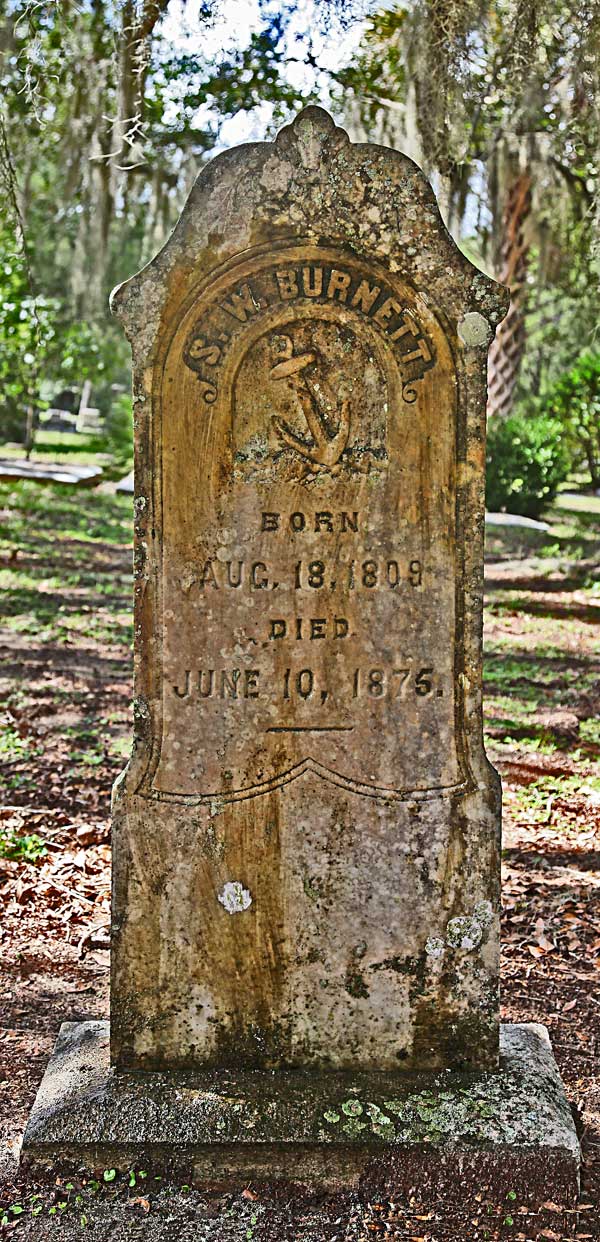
[344,970,369,1000]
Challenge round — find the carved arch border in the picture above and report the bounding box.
[135,239,476,805]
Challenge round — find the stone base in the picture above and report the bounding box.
[21,1022,579,1205]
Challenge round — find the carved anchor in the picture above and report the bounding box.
[269,336,351,471]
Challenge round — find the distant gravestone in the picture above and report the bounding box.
[76,378,103,433]
[51,388,79,412]
[23,108,579,1203]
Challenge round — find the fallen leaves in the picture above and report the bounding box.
[0,807,111,947]
[128,1196,150,1212]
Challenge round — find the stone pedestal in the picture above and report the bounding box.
[22,1022,579,1204]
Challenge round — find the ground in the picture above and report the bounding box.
[0,482,599,1240]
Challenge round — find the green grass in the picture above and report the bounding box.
[0,429,112,466]
[553,490,600,517]
[0,480,132,544]
[483,502,600,770]
[0,721,42,764]
[485,493,600,562]
[0,481,133,648]
[0,483,134,805]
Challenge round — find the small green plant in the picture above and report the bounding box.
[0,825,47,862]
[486,412,569,518]
[103,1168,116,1182]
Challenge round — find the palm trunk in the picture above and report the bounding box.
[487,171,532,419]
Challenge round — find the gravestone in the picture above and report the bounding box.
[23,107,579,1203]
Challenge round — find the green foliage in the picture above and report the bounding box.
[0,2,322,450]
[544,352,600,488]
[102,392,133,476]
[0,230,123,445]
[0,234,49,441]
[340,1,600,417]
[161,13,306,123]
[486,413,569,518]
[0,825,47,862]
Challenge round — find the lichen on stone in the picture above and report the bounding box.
[425,935,445,959]
[445,901,493,952]
[458,311,492,347]
[217,881,252,914]
[341,1099,363,1117]
[342,1117,367,1138]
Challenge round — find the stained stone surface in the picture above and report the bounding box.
[21,1021,580,1203]
[106,105,510,1073]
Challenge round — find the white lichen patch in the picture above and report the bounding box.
[132,696,149,721]
[217,880,253,914]
[425,936,445,959]
[458,311,492,347]
[445,901,493,952]
[446,916,483,951]
[259,156,292,194]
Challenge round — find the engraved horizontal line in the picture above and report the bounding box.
[266,725,354,733]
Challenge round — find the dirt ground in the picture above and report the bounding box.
[0,483,599,1240]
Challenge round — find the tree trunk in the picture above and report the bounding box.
[585,441,600,491]
[24,403,35,460]
[487,170,532,420]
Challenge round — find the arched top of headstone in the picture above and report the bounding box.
[111,105,508,359]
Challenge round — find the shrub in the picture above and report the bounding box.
[103,392,133,476]
[485,413,569,518]
[0,230,129,448]
[544,352,600,489]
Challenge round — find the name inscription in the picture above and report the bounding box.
[183,262,436,406]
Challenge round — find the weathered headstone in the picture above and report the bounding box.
[23,108,579,1203]
[110,106,506,1075]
